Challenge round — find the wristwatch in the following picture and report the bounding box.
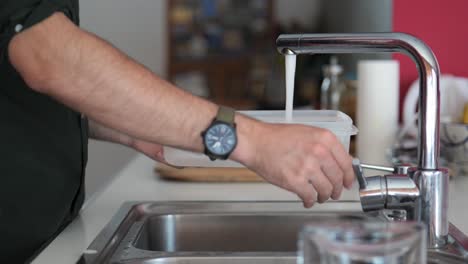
[201,106,238,161]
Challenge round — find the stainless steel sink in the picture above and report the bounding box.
[78,201,467,264]
[135,213,369,252]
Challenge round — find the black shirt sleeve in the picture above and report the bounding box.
[0,0,79,60]
[0,2,85,263]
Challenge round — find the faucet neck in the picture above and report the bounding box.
[277,33,441,170]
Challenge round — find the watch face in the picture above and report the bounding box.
[204,123,237,156]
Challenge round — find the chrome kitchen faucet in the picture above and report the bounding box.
[276,33,449,249]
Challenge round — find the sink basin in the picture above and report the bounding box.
[135,213,367,252]
[78,201,467,264]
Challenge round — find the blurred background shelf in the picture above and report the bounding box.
[167,0,275,109]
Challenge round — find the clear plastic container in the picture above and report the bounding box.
[164,110,358,167]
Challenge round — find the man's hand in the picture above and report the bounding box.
[89,119,166,164]
[231,115,355,208]
[130,139,166,164]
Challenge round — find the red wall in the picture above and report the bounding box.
[393,0,468,114]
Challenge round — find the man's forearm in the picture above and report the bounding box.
[8,12,256,164]
[8,12,356,207]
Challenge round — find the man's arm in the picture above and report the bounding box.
[8,12,354,207]
[9,12,218,154]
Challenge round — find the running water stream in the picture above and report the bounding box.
[285,54,297,123]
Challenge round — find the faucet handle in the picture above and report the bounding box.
[353,158,388,212]
[357,159,414,176]
[352,158,367,189]
[360,163,394,173]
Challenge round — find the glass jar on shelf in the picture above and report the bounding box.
[320,56,346,110]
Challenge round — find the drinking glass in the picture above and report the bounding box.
[298,221,426,264]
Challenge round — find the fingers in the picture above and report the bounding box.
[133,140,167,163]
[288,164,333,206]
[291,143,344,206]
[320,130,355,189]
[309,143,344,200]
[319,154,344,200]
[307,168,334,203]
[335,149,354,189]
[295,179,318,208]
[280,165,318,208]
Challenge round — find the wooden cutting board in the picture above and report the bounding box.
[155,164,264,182]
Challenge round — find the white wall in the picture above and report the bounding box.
[274,0,321,30]
[80,0,167,197]
[80,0,167,76]
[322,0,392,33]
[322,0,393,73]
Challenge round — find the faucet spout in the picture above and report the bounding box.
[277,33,440,170]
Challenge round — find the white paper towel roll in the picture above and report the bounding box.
[357,60,399,167]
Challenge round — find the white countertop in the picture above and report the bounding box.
[32,154,468,264]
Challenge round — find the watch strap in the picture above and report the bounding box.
[216,106,235,124]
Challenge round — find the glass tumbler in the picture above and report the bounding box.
[298,221,426,264]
